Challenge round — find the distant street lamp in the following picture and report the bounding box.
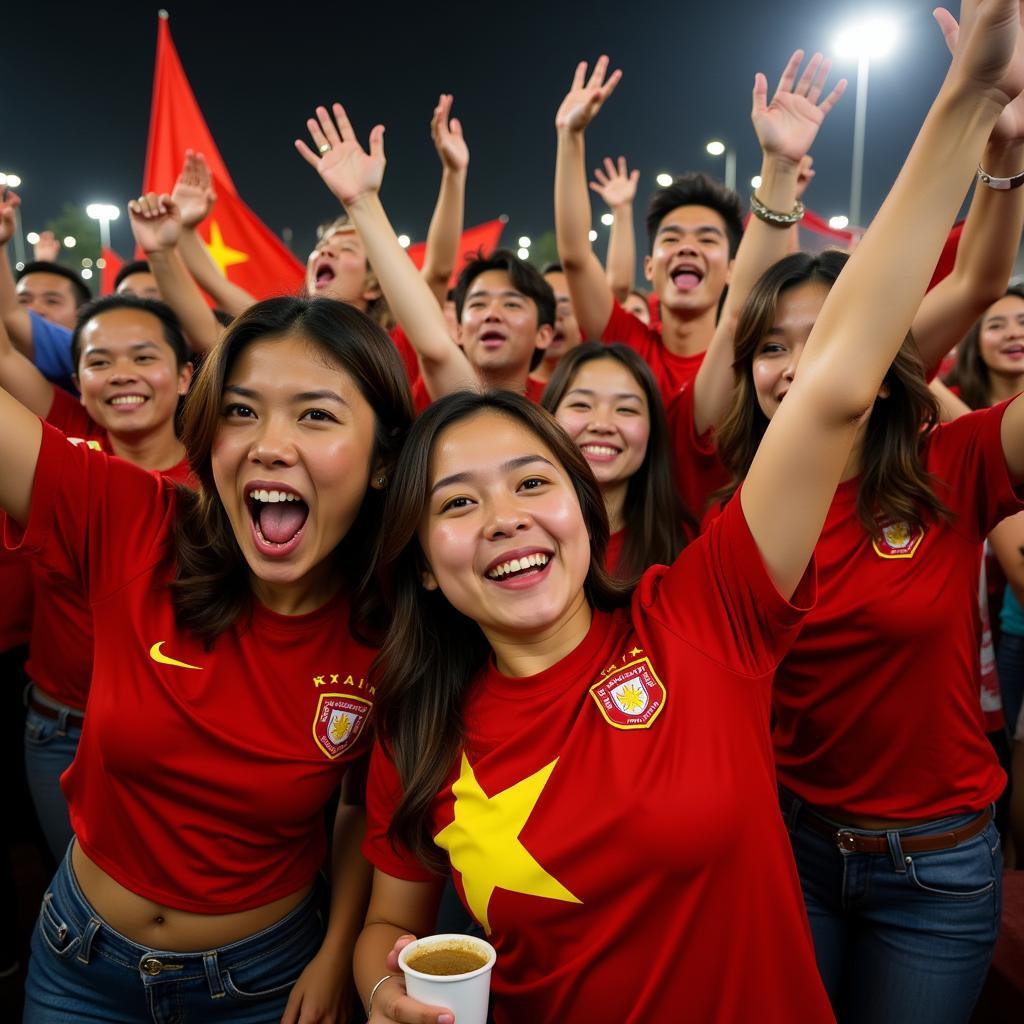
[834,15,899,228]
[86,203,120,252]
[655,173,673,188]
[705,140,736,192]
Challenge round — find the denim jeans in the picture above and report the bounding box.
[780,788,1002,1024]
[23,845,327,1023]
[996,631,1024,742]
[23,685,82,861]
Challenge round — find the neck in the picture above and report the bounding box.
[659,304,717,357]
[481,366,530,395]
[486,589,592,677]
[602,479,628,533]
[530,358,557,384]
[989,370,1024,405]
[109,426,186,472]
[250,563,341,617]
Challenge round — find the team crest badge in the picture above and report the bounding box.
[312,693,371,759]
[871,519,925,560]
[589,657,666,730]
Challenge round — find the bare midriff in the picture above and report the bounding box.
[71,841,312,951]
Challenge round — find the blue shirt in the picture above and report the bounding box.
[29,310,76,394]
[1001,585,1024,638]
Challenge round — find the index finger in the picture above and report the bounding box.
[385,991,455,1024]
[774,48,804,97]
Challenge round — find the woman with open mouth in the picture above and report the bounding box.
[350,12,1024,1020]
[3,296,411,1023]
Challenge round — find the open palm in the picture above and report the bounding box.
[752,50,846,165]
[555,56,623,133]
[128,194,182,254]
[296,104,385,207]
[432,94,469,173]
[172,151,216,228]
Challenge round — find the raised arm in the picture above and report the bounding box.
[173,152,256,318]
[590,156,640,302]
[912,10,1024,373]
[0,191,33,355]
[421,95,469,307]
[743,0,1022,598]
[296,104,478,399]
[554,57,624,340]
[0,296,55,419]
[693,50,845,435]
[0,321,44,526]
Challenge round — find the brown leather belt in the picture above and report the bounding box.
[800,806,992,855]
[28,693,85,732]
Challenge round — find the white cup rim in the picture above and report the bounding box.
[399,933,496,984]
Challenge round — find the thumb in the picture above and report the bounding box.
[933,7,959,56]
[751,71,768,116]
[369,124,387,161]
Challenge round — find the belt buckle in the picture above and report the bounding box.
[141,957,183,977]
[836,830,859,852]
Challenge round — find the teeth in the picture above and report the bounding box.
[250,489,301,503]
[581,445,619,457]
[110,395,146,406]
[487,553,550,579]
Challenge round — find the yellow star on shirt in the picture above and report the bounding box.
[434,753,581,934]
[204,220,249,276]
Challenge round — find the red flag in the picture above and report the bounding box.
[406,219,506,286]
[142,12,304,299]
[100,247,124,296]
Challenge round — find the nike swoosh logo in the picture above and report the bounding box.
[148,642,203,671]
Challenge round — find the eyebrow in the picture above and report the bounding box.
[465,288,526,301]
[83,341,162,357]
[656,224,724,237]
[431,454,556,495]
[224,384,349,407]
[565,387,643,402]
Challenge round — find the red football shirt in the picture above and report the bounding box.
[389,324,421,384]
[666,381,732,519]
[601,301,705,403]
[0,535,31,652]
[410,374,545,415]
[365,497,833,1023]
[773,401,1022,819]
[6,423,378,911]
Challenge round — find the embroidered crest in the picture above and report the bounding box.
[312,693,371,759]
[872,519,925,560]
[589,657,666,730]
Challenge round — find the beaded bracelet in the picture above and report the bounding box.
[750,191,805,227]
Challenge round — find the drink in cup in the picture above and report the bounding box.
[398,933,496,1024]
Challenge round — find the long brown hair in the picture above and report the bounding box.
[540,343,694,582]
[171,296,413,647]
[374,391,631,871]
[716,250,950,536]
[945,283,1024,410]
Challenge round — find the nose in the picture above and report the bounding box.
[483,494,532,541]
[109,360,140,383]
[248,416,298,468]
[587,406,616,433]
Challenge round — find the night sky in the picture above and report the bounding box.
[5,1,953,263]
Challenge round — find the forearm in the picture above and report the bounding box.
[0,249,32,353]
[0,381,43,526]
[422,168,466,306]
[319,802,373,963]
[604,202,636,302]
[990,512,1024,599]
[146,248,221,354]
[178,228,255,317]
[354,921,410,1009]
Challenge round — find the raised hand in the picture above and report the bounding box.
[34,230,60,262]
[172,150,217,229]
[431,93,469,174]
[555,56,623,134]
[590,156,640,209]
[751,50,846,166]
[127,193,182,254]
[795,155,816,200]
[295,103,385,207]
[941,0,1024,107]
[0,190,19,246]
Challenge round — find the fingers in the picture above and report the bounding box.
[570,60,587,90]
[449,117,463,138]
[775,48,804,97]
[817,77,848,116]
[129,192,169,219]
[586,54,610,89]
[794,52,823,98]
[752,70,768,115]
[617,154,629,176]
[380,986,454,1024]
[305,115,331,156]
[319,104,343,148]
[369,124,387,162]
[295,139,321,168]
[933,7,960,54]
[601,67,623,100]
[805,56,832,104]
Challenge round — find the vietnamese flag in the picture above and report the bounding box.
[406,219,506,287]
[100,247,124,296]
[142,12,304,298]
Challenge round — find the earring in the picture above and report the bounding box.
[377,475,387,487]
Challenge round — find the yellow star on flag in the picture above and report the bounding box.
[434,753,581,934]
[628,647,643,657]
[204,220,249,276]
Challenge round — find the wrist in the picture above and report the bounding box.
[441,165,468,183]
[144,246,174,261]
[556,123,586,142]
[609,201,634,213]
[755,155,800,209]
[980,137,1024,176]
[343,190,382,214]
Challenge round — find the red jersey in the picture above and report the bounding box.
[666,381,732,519]
[411,374,545,415]
[773,402,1021,819]
[605,528,625,577]
[26,393,193,710]
[601,300,704,403]
[389,324,421,384]
[365,497,833,1023]
[6,423,377,912]
[0,535,31,652]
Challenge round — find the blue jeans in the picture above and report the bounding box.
[24,845,327,1023]
[23,685,82,861]
[780,788,1002,1024]
[997,631,1024,740]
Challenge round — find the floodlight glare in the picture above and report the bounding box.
[656,173,673,187]
[397,234,411,248]
[751,175,762,189]
[706,140,726,157]
[517,247,530,260]
[518,236,531,248]
[829,215,850,230]
[26,231,40,245]
[86,203,120,221]
[835,17,898,60]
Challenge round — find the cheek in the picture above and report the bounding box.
[554,409,588,440]
[752,362,777,411]
[620,418,651,459]
[422,519,479,588]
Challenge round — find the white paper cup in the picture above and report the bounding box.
[398,933,496,1024]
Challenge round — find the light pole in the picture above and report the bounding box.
[705,140,736,192]
[86,203,120,253]
[834,16,899,228]
[0,172,26,267]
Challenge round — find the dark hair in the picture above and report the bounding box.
[541,343,694,582]
[374,391,630,870]
[645,172,744,256]
[452,248,556,329]
[71,294,191,370]
[541,261,564,276]
[113,260,152,291]
[945,283,1024,410]
[171,296,413,647]
[17,260,91,307]
[716,250,950,536]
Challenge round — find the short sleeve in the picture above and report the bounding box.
[634,490,816,676]
[601,300,656,361]
[46,386,105,445]
[924,400,1024,539]
[30,312,76,394]
[666,383,732,518]
[363,741,439,882]
[3,421,177,599]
